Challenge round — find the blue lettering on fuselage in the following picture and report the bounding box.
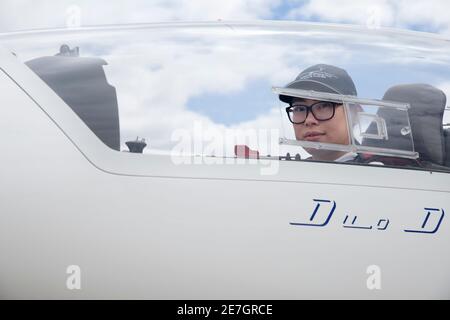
[290,199,445,235]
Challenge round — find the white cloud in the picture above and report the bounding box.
[287,0,395,27]
[286,0,450,36]
[0,0,281,33]
[99,30,294,154]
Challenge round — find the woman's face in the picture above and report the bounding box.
[291,98,350,159]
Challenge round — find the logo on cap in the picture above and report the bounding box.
[298,67,338,81]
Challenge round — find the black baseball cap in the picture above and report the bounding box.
[279,64,357,103]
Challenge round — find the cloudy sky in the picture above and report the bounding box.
[1,0,450,35]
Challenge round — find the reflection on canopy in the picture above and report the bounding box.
[1,21,450,170]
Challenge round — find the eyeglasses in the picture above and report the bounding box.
[286,101,340,124]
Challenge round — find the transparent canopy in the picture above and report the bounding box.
[1,21,449,170]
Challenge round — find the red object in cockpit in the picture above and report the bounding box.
[234,145,260,159]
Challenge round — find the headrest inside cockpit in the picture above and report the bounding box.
[369,84,446,165]
[381,84,447,166]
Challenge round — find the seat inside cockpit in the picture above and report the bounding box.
[381,84,448,169]
[359,83,449,169]
[25,45,121,151]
